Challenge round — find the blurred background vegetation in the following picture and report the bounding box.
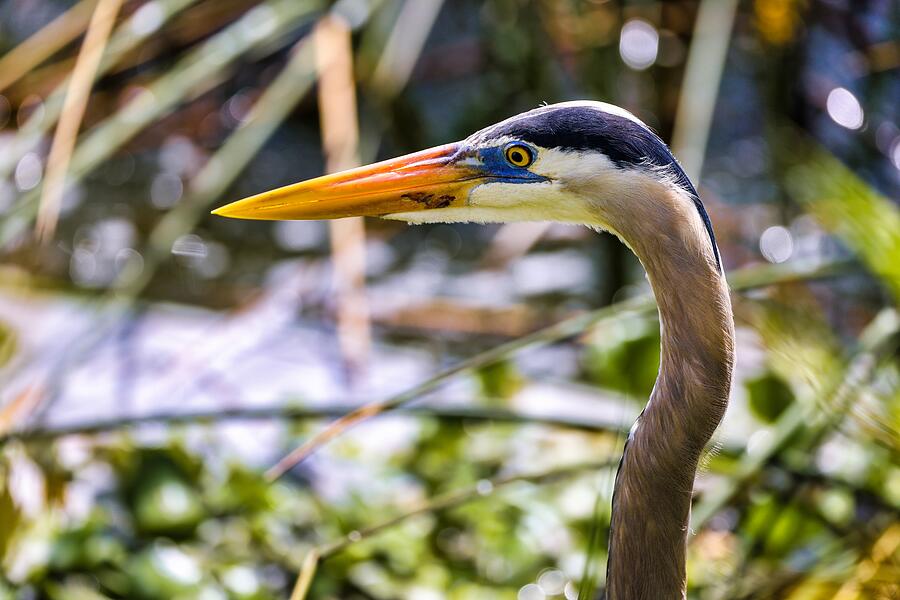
[0,0,898,598]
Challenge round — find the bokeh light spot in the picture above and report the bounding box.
[223,566,259,596]
[759,225,793,263]
[274,220,326,251]
[619,19,659,70]
[537,569,566,595]
[15,152,42,191]
[518,583,546,600]
[129,1,164,36]
[152,545,201,585]
[890,137,900,171]
[825,87,864,130]
[475,479,493,495]
[160,136,201,175]
[223,90,254,126]
[172,233,207,259]
[150,172,184,208]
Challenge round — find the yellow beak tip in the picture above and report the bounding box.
[208,142,469,222]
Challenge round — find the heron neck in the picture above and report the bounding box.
[600,185,735,599]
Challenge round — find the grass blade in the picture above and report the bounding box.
[0,0,199,180]
[0,0,98,92]
[36,0,124,242]
[1,0,323,246]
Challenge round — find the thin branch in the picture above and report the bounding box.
[263,295,649,481]
[117,1,379,297]
[36,0,124,243]
[309,0,448,375]
[0,403,631,445]
[0,385,46,438]
[264,259,852,480]
[288,459,615,600]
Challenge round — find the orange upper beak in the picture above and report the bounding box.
[212,143,481,220]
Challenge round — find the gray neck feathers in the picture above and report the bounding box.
[602,184,735,599]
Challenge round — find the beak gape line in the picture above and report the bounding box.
[212,142,480,221]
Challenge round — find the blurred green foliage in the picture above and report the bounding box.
[0,0,899,599]
[746,373,793,424]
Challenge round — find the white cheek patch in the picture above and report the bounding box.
[531,148,617,183]
[384,178,601,226]
[468,180,542,208]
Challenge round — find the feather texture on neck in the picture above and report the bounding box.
[597,179,735,599]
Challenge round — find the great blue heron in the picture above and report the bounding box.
[214,101,736,599]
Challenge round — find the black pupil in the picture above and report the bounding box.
[511,149,525,163]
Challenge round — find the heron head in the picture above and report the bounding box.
[212,101,715,261]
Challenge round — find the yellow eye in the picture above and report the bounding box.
[505,144,533,167]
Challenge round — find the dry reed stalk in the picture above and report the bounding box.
[0,0,98,93]
[0,0,320,249]
[0,0,198,182]
[288,549,320,600]
[35,0,124,243]
[368,0,444,97]
[0,384,45,436]
[670,0,740,182]
[314,15,372,377]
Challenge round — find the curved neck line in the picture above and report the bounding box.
[600,184,735,599]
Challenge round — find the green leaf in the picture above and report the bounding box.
[746,371,795,423]
[786,138,900,300]
[583,326,660,400]
[475,360,523,402]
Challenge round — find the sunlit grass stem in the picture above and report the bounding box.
[0,0,323,246]
[36,0,124,242]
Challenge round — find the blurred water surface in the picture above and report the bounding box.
[0,1,898,599]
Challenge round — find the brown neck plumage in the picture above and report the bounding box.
[597,181,735,599]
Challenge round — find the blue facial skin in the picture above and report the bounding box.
[455,142,550,184]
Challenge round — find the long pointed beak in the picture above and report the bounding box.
[212,143,480,220]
